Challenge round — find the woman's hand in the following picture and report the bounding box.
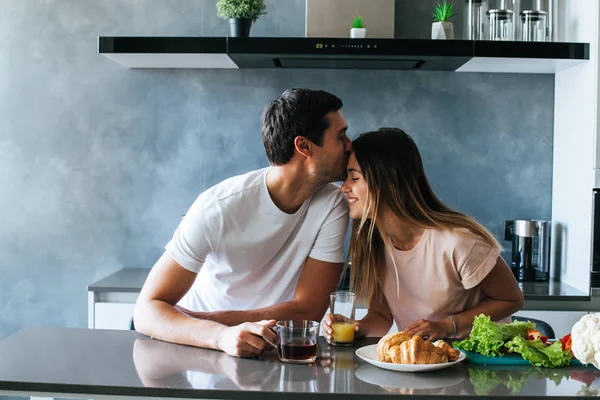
[403,318,453,342]
[321,313,359,345]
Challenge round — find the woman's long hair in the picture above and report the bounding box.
[348,128,502,304]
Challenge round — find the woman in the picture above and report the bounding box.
[323,128,524,343]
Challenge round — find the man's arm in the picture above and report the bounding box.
[179,257,342,326]
[134,252,277,357]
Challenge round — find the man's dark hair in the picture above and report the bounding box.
[261,88,343,165]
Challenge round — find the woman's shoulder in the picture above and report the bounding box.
[428,228,481,250]
[429,228,500,270]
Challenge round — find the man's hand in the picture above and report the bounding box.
[402,318,453,342]
[217,320,278,358]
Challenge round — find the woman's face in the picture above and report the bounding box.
[341,153,370,220]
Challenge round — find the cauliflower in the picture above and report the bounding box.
[571,313,600,368]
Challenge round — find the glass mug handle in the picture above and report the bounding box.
[263,326,279,349]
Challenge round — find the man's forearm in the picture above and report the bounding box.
[178,300,326,326]
[135,300,227,349]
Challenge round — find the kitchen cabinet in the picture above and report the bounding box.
[551,0,600,293]
[93,302,136,330]
[87,269,145,330]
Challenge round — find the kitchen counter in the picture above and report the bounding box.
[519,281,590,301]
[88,268,593,311]
[0,327,599,399]
[88,268,150,293]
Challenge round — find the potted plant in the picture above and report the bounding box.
[350,16,366,39]
[216,0,267,37]
[432,1,457,40]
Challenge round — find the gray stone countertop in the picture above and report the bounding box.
[87,268,151,293]
[88,268,591,301]
[1,327,600,399]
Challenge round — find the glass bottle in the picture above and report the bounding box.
[521,10,548,42]
[488,9,515,41]
[464,0,489,40]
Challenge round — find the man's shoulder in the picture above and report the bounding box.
[205,167,267,202]
[311,182,348,209]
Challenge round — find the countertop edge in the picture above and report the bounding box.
[523,295,591,301]
[87,286,593,301]
[87,286,144,293]
[0,382,537,400]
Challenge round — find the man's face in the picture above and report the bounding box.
[312,110,351,182]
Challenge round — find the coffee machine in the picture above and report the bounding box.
[504,219,551,282]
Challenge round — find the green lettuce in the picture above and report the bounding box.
[454,314,535,357]
[505,335,572,368]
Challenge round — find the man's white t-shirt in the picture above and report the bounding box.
[165,167,349,312]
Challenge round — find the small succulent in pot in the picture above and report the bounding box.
[216,0,267,37]
[431,1,457,40]
[350,15,366,39]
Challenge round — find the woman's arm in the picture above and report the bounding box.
[355,285,395,338]
[404,256,524,340]
[322,284,394,343]
[451,256,524,336]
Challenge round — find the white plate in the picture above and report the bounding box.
[355,364,466,389]
[355,344,466,373]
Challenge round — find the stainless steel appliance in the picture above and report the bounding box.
[504,219,551,281]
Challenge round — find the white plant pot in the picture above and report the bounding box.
[431,21,454,40]
[350,28,367,39]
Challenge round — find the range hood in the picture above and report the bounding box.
[98,37,589,74]
[226,38,473,71]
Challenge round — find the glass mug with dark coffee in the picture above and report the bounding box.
[274,320,319,364]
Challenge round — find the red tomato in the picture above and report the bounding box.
[560,333,572,352]
[527,329,541,341]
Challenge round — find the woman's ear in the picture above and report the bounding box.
[294,136,312,158]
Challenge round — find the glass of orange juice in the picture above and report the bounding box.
[330,291,356,347]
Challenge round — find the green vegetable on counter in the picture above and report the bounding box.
[505,336,571,368]
[454,314,535,357]
[454,314,573,368]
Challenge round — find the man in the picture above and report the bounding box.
[134,88,351,358]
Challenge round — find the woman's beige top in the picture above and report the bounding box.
[381,228,505,331]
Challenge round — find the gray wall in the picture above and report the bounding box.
[0,0,553,339]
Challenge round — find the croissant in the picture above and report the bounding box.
[389,336,448,364]
[433,340,460,362]
[377,333,458,364]
[376,332,412,362]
